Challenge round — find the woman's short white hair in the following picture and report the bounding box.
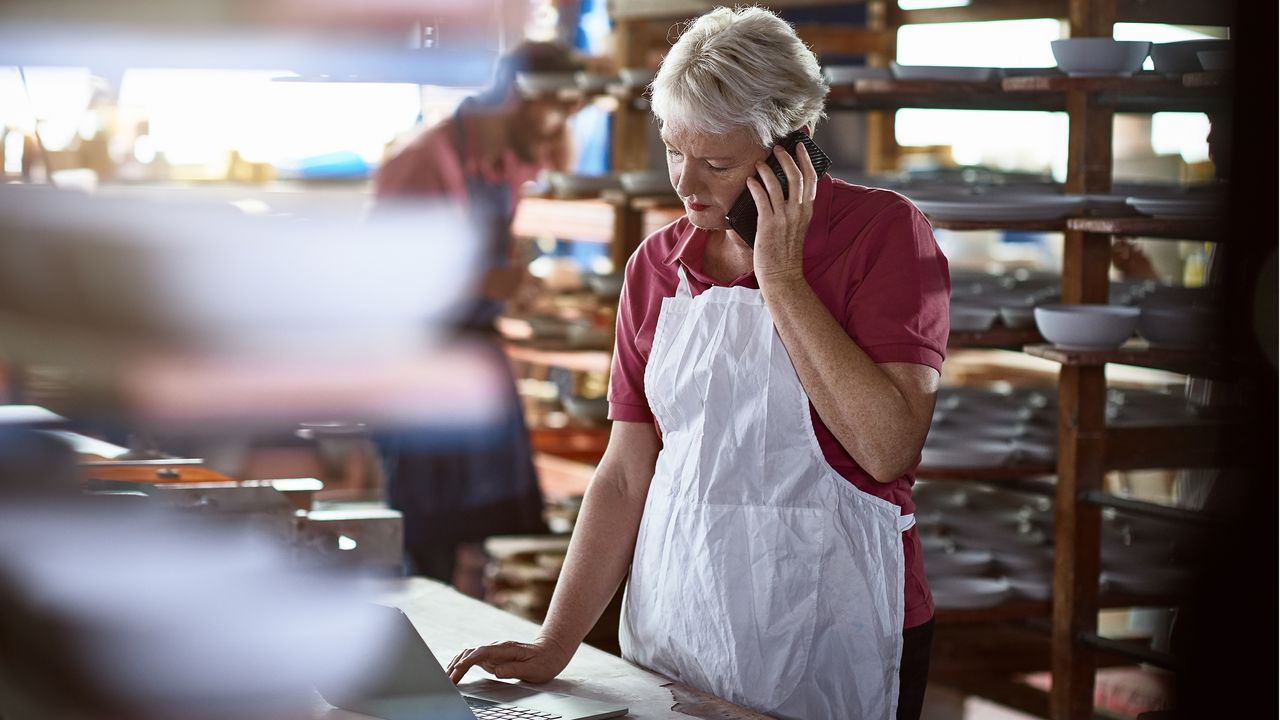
[650,6,828,148]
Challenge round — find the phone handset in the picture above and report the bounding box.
[723,129,832,248]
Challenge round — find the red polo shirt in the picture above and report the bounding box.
[608,175,950,629]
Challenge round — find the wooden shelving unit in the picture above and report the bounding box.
[860,3,1231,718]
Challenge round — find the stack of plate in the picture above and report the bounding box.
[822,65,892,85]
[922,387,1058,469]
[889,63,1000,82]
[912,195,1083,222]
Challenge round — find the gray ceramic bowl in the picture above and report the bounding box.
[1137,304,1217,349]
[1150,39,1231,76]
[1034,304,1140,351]
[1050,38,1151,77]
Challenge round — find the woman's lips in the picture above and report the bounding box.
[687,201,711,211]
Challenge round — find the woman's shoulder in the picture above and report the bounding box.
[826,177,924,227]
[816,177,939,267]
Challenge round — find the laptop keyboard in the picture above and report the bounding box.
[464,696,563,719]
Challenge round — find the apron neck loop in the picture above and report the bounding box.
[675,264,693,299]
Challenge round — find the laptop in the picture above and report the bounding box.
[317,605,627,720]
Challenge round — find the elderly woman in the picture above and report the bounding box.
[447,8,950,720]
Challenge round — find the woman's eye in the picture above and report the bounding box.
[708,164,731,173]
[665,148,683,160]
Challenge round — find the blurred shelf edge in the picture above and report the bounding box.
[1023,342,1225,378]
[0,23,498,85]
[1065,216,1220,241]
[827,80,1062,112]
[533,451,595,504]
[608,0,855,21]
[897,0,1231,26]
[917,464,1057,482]
[1002,73,1226,113]
[936,591,1185,625]
[949,327,1045,350]
[824,72,1225,114]
[528,426,610,466]
[504,344,612,374]
[927,216,1068,232]
[511,196,682,244]
[0,0,495,29]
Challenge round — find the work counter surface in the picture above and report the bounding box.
[316,577,768,720]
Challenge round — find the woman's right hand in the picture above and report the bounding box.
[445,635,573,685]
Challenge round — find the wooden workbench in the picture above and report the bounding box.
[315,577,768,720]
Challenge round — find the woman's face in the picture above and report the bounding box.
[662,124,769,231]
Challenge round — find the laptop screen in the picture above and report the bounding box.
[316,605,475,720]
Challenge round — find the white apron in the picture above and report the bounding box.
[619,267,916,720]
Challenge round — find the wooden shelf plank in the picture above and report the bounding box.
[1023,342,1222,377]
[1066,216,1220,241]
[1002,73,1224,113]
[950,326,1045,349]
[504,344,612,373]
[928,216,1068,232]
[1082,489,1219,526]
[829,80,1062,111]
[1182,71,1227,89]
[937,592,1185,626]
[917,463,1056,481]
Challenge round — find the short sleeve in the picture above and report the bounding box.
[607,252,656,423]
[844,200,950,371]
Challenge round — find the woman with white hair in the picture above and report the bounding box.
[448,8,949,719]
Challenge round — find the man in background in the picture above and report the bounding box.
[372,42,585,591]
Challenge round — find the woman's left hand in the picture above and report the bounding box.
[745,141,819,286]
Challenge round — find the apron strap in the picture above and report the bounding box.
[897,513,917,533]
[674,265,693,299]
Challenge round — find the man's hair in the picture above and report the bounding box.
[475,41,584,105]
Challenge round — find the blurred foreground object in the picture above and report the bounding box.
[0,429,405,719]
[0,186,508,431]
[0,0,500,84]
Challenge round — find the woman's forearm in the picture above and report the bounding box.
[537,444,654,651]
[760,272,930,482]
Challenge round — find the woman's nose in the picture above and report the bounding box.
[674,166,697,198]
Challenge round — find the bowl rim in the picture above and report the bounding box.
[1035,303,1141,317]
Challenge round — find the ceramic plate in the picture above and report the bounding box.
[914,197,1083,221]
[890,63,999,82]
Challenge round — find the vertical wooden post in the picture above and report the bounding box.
[1053,3,1116,719]
[864,0,900,174]
[611,200,644,271]
[610,19,658,173]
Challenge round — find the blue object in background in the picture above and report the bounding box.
[554,0,612,269]
[279,150,371,180]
